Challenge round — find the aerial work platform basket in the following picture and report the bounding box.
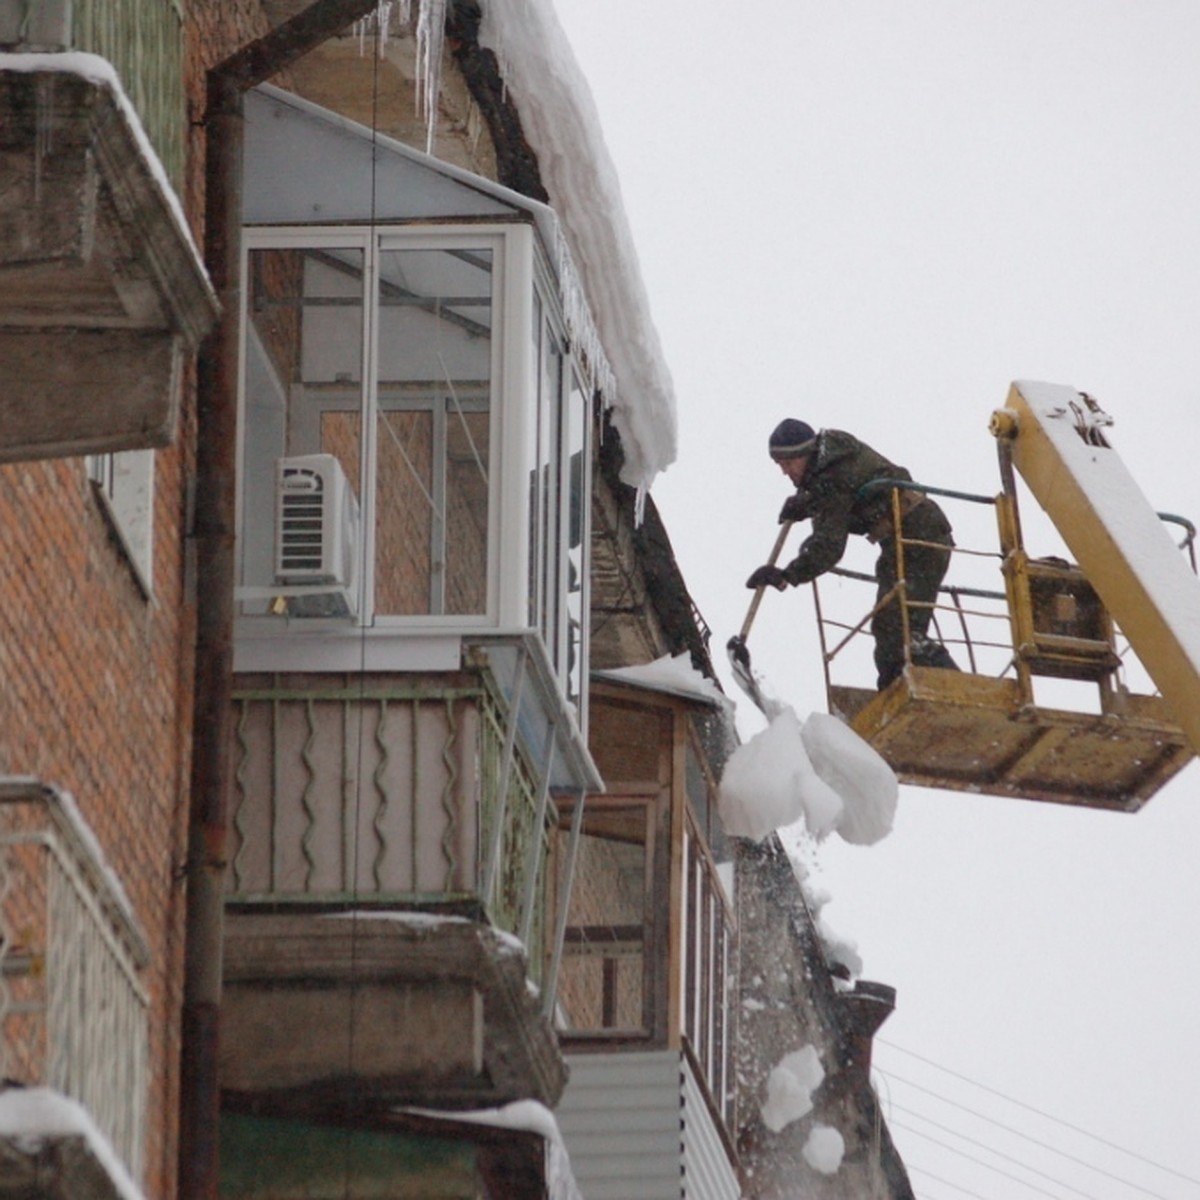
[817,383,1199,812]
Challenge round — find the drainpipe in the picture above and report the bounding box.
[179,4,401,1197]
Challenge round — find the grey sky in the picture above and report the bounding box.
[552,2,1200,1195]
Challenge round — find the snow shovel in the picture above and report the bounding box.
[727,521,794,713]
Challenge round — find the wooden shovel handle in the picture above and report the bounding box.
[738,521,795,641]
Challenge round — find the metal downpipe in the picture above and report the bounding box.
[179,6,385,1196]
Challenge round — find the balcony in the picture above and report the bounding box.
[0,53,217,462]
[0,779,149,1196]
[220,663,572,1110]
[553,675,742,1198]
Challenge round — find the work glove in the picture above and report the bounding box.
[746,565,789,591]
[778,494,809,524]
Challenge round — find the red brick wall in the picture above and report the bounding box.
[0,437,194,1195]
[0,5,279,1196]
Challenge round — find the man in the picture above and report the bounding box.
[746,419,958,689]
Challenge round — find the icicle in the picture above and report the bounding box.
[633,485,647,526]
[354,1,408,57]
[415,0,447,154]
[378,0,393,51]
[552,221,615,408]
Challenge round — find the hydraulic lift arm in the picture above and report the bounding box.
[992,381,1200,756]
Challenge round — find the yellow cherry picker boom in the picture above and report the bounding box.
[804,382,1198,812]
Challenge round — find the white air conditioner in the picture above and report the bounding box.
[274,454,360,618]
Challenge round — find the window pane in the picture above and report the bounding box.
[557,805,648,1034]
[539,326,562,661]
[240,247,364,619]
[444,406,490,615]
[373,408,433,614]
[563,371,589,710]
[375,247,492,617]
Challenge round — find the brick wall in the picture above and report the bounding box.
[0,4,279,1196]
[0,446,196,1192]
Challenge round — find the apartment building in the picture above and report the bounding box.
[0,3,912,1196]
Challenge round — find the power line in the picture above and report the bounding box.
[892,1103,1152,1200]
[906,1161,1001,1200]
[893,1119,1090,1200]
[881,1073,1170,1200]
[878,1038,1200,1188]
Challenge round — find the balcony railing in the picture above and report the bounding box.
[228,673,551,976]
[0,780,150,1183]
[72,0,186,185]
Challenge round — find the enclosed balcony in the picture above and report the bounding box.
[234,87,598,725]
[553,674,742,1199]
[220,85,608,1114]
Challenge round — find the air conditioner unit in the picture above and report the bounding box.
[274,454,360,618]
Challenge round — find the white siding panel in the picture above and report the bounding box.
[559,1050,683,1200]
[681,1056,741,1200]
[558,1051,740,1200]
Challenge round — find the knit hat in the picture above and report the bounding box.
[768,419,817,461]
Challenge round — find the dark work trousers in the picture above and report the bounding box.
[871,502,957,689]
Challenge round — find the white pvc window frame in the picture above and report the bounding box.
[88,450,155,597]
[235,221,588,709]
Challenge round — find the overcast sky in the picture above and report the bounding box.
[552,2,1200,1196]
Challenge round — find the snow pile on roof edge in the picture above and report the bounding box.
[479,0,678,493]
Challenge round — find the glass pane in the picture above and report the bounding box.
[563,371,589,709]
[240,247,364,619]
[539,326,562,661]
[527,296,543,629]
[444,407,490,615]
[375,247,492,617]
[373,408,433,614]
[557,805,648,1034]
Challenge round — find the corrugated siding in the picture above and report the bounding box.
[558,1051,683,1200]
[681,1055,741,1200]
[558,1050,740,1200]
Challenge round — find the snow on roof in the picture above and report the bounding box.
[323,910,527,956]
[595,651,730,708]
[400,1100,583,1200]
[479,0,679,494]
[0,1088,143,1200]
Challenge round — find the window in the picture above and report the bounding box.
[682,822,736,1128]
[88,450,155,595]
[555,800,654,1036]
[236,224,591,713]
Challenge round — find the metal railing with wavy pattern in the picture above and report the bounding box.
[227,675,551,973]
[0,780,149,1184]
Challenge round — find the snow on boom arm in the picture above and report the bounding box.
[990,381,1200,756]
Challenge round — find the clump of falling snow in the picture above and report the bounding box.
[718,705,897,845]
[803,1123,846,1174]
[760,1045,825,1133]
[801,712,897,845]
[719,707,842,841]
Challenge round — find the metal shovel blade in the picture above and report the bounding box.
[727,634,772,715]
